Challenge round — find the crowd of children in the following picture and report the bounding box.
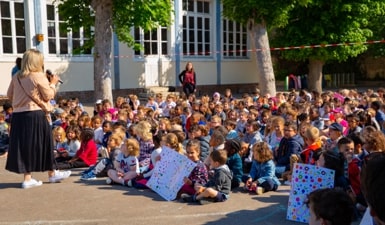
[1,86,385,222]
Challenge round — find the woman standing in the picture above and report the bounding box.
[179,62,196,97]
[6,49,71,189]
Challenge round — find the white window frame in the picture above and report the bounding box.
[182,0,212,57]
[222,19,249,59]
[134,26,169,58]
[0,0,26,55]
[46,3,91,57]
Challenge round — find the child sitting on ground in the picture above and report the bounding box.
[181,149,232,205]
[65,125,81,159]
[224,139,243,189]
[80,132,123,180]
[0,113,9,157]
[179,140,208,196]
[133,121,155,172]
[243,142,280,195]
[106,138,140,187]
[55,128,98,170]
[52,126,70,162]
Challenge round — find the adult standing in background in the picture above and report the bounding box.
[179,62,196,97]
[7,49,71,189]
[11,57,22,76]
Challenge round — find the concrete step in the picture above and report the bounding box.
[138,86,181,102]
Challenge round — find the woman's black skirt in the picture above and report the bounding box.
[6,110,54,173]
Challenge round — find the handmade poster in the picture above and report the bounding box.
[147,146,196,201]
[286,163,335,223]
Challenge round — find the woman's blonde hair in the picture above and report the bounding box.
[19,49,44,78]
[133,120,153,141]
[125,138,140,157]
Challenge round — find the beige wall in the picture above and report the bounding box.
[0,61,14,95]
[47,61,95,92]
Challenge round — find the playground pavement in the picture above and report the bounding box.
[0,157,304,225]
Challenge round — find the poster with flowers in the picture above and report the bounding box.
[147,146,196,201]
[286,163,335,223]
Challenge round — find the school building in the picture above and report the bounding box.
[0,0,261,101]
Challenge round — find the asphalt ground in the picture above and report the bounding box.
[0,157,300,225]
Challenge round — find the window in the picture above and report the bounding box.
[182,0,211,56]
[134,27,168,56]
[46,4,91,55]
[223,19,248,58]
[0,0,26,54]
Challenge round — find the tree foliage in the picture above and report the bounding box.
[221,0,311,96]
[56,0,173,101]
[221,0,310,29]
[271,0,385,92]
[272,0,385,62]
[57,0,173,52]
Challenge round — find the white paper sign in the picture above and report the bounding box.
[147,146,196,201]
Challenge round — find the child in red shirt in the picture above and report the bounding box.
[55,128,97,169]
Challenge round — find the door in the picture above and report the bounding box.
[145,57,160,87]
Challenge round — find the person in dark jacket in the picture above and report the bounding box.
[178,62,196,97]
[224,139,243,189]
[182,150,232,204]
[274,121,303,177]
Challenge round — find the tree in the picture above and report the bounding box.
[221,0,310,96]
[57,0,173,102]
[272,0,385,93]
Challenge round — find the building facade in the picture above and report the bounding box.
[0,0,259,99]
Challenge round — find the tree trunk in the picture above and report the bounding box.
[308,59,324,94]
[249,22,276,97]
[91,0,113,103]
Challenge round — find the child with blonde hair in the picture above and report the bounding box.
[81,132,123,180]
[243,142,280,195]
[128,94,140,111]
[106,138,140,186]
[162,133,184,154]
[133,121,155,168]
[52,126,70,161]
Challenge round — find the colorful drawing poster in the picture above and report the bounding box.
[147,146,196,201]
[286,163,335,223]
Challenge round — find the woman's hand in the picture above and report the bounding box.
[49,74,60,86]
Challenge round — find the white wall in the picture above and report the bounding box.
[0,61,14,95]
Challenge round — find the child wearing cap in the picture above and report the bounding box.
[324,122,344,153]
[94,99,103,116]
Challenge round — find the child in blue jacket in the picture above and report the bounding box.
[243,142,280,195]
